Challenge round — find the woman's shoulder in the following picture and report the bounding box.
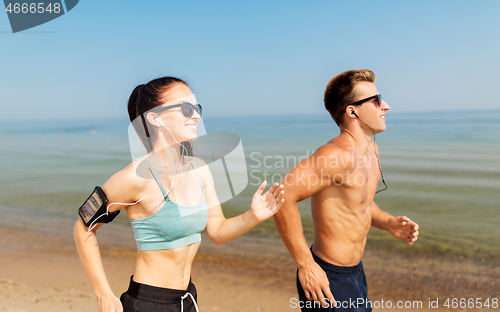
[104,160,145,191]
[119,160,143,179]
[186,155,208,168]
[100,160,148,209]
[185,156,212,183]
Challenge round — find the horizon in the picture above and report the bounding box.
[1,109,499,127]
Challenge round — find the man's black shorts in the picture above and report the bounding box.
[296,249,371,312]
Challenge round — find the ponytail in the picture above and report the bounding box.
[127,84,144,123]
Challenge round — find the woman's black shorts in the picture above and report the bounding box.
[120,276,198,312]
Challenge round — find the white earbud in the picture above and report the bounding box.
[157,118,166,127]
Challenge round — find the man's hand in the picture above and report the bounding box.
[388,216,419,245]
[298,262,336,307]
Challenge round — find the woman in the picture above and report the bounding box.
[74,77,284,312]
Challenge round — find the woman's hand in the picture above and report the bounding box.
[250,181,284,223]
[98,293,123,312]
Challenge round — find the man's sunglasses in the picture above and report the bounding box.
[349,94,382,108]
[155,102,203,118]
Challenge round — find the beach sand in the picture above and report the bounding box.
[0,222,498,312]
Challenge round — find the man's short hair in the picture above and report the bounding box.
[324,69,376,126]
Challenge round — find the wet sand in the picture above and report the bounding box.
[0,223,498,312]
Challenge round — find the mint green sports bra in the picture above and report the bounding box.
[130,157,208,251]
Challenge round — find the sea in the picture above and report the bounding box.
[1,111,499,258]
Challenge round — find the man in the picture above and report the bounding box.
[274,69,419,311]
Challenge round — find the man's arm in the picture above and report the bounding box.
[371,202,419,245]
[273,145,350,306]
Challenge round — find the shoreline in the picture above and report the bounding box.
[1,221,499,312]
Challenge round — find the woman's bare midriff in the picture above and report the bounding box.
[132,241,200,290]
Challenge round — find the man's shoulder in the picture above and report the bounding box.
[309,141,355,172]
[314,140,355,160]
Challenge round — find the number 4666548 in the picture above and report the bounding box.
[444,298,498,309]
[5,3,62,14]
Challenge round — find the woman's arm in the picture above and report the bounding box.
[194,158,284,245]
[73,165,141,311]
[74,220,122,311]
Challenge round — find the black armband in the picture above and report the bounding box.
[78,186,120,227]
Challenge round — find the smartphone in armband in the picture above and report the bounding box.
[78,186,120,227]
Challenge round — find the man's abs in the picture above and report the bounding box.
[311,195,372,266]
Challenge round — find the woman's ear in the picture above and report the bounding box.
[146,112,163,127]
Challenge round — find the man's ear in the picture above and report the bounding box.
[346,107,358,119]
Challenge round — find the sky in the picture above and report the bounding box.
[0,1,499,121]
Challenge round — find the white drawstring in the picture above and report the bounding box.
[180,292,199,312]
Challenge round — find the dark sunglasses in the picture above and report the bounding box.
[155,102,202,118]
[349,94,382,108]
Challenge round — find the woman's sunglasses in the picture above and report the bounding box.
[155,102,203,118]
